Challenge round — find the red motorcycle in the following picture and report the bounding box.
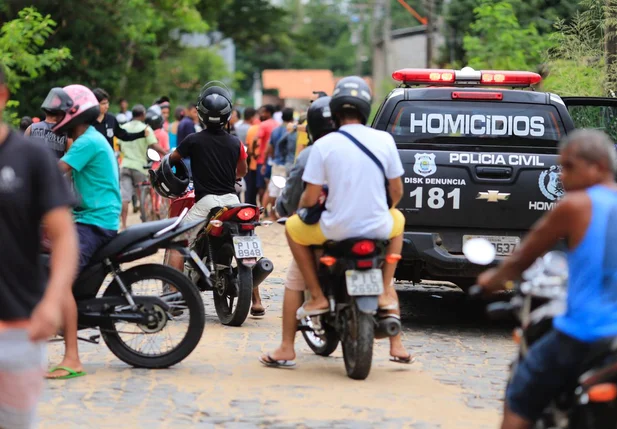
[163,186,274,326]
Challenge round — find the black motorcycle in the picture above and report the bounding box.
[43,210,209,368]
[180,204,274,326]
[277,217,401,380]
[465,239,617,428]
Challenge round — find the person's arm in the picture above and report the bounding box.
[298,146,325,209]
[388,177,404,208]
[24,125,32,136]
[30,148,78,341]
[59,137,95,174]
[298,183,323,209]
[31,207,78,340]
[170,135,191,166]
[478,196,578,292]
[276,150,309,217]
[236,142,248,178]
[112,115,146,141]
[385,137,405,208]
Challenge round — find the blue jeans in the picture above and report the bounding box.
[506,330,593,421]
[76,223,117,270]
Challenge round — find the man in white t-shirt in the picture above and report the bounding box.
[284,77,411,363]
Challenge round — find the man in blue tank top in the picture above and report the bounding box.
[477,129,617,429]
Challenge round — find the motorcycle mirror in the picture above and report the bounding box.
[147,148,161,162]
[271,175,287,189]
[463,238,496,266]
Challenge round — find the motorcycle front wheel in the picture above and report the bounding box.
[341,300,374,380]
[213,259,253,326]
[100,264,205,368]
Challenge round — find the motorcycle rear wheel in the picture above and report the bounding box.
[301,317,339,357]
[100,264,205,368]
[341,301,374,380]
[213,260,252,326]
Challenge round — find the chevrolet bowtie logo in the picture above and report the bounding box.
[476,190,511,202]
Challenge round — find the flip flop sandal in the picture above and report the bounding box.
[259,354,296,369]
[251,308,266,317]
[296,303,328,320]
[390,355,415,365]
[47,366,87,380]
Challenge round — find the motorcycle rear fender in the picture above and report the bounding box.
[354,296,378,315]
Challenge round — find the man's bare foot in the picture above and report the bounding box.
[251,303,265,316]
[389,336,413,362]
[301,297,329,313]
[45,359,84,379]
[261,346,295,363]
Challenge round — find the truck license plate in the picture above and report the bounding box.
[232,236,264,259]
[463,235,520,256]
[345,269,384,296]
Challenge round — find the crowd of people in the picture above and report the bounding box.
[3,60,617,429]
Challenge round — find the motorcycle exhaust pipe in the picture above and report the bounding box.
[374,316,402,339]
[252,257,274,289]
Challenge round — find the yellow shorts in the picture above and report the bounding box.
[286,209,405,246]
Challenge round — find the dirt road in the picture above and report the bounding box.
[39,216,515,428]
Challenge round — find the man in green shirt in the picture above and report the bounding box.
[118,104,165,228]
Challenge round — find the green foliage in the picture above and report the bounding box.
[444,0,579,66]
[463,1,551,70]
[0,7,71,92]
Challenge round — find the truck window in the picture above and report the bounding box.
[567,105,617,142]
[388,101,565,147]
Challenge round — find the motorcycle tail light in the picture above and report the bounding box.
[241,224,255,231]
[356,260,373,269]
[320,256,337,267]
[385,253,402,264]
[588,383,617,402]
[237,208,256,221]
[352,240,375,256]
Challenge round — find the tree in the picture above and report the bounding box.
[444,0,579,66]
[0,7,71,124]
[463,1,551,71]
[0,0,212,115]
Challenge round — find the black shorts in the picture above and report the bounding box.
[76,223,117,270]
[506,329,592,421]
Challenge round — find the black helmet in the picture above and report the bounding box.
[197,81,233,128]
[150,154,190,199]
[145,105,164,131]
[330,76,372,125]
[307,96,336,143]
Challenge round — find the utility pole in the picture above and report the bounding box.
[606,0,617,93]
[425,0,435,68]
[382,0,391,83]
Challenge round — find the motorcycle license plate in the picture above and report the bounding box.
[232,236,264,259]
[345,269,384,296]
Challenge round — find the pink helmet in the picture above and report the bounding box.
[48,85,100,134]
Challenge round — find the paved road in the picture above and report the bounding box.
[39,220,516,429]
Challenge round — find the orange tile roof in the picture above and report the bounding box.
[262,70,335,99]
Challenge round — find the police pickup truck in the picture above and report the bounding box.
[372,67,617,290]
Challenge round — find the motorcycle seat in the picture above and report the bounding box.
[579,337,617,387]
[91,218,177,262]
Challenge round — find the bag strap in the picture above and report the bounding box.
[337,130,387,180]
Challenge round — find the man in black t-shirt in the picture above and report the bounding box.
[92,88,148,149]
[166,84,260,311]
[0,64,78,427]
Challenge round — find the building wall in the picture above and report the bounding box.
[373,25,445,98]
